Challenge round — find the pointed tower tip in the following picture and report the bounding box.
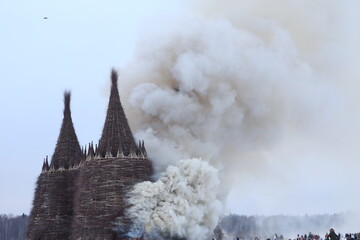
[98,68,137,157]
[41,159,46,172]
[50,90,82,169]
[111,68,118,86]
[63,90,71,115]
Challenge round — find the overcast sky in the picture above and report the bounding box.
[1,0,359,217]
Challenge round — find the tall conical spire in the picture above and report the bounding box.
[98,69,137,157]
[50,91,82,169]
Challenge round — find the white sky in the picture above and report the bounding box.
[0,0,183,215]
[0,0,359,217]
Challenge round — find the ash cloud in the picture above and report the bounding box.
[118,0,360,236]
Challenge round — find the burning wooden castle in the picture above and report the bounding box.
[27,69,153,240]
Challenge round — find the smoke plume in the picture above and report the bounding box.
[127,158,222,240]
[118,0,360,237]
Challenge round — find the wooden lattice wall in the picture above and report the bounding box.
[71,154,152,239]
[27,169,77,239]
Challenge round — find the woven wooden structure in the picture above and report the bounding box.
[28,70,153,240]
[71,153,151,239]
[71,70,152,239]
[97,69,139,157]
[28,91,82,240]
[50,91,83,169]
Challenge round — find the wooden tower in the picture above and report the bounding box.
[28,92,82,239]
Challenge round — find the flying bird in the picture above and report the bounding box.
[43,17,48,20]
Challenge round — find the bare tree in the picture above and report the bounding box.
[0,214,28,240]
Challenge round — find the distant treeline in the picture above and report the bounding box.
[220,212,359,238]
[0,214,28,240]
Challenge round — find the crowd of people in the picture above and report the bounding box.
[232,229,360,240]
[343,233,359,240]
[295,229,360,240]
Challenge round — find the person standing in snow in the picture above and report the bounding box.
[329,228,340,240]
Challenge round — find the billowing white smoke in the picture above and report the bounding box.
[127,158,222,240]
[118,0,360,236]
[125,13,336,176]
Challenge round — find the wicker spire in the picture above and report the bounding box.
[45,156,49,171]
[98,69,137,157]
[41,159,46,172]
[50,91,82,169]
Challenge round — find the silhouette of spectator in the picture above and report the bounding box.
[329,228,340,240]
